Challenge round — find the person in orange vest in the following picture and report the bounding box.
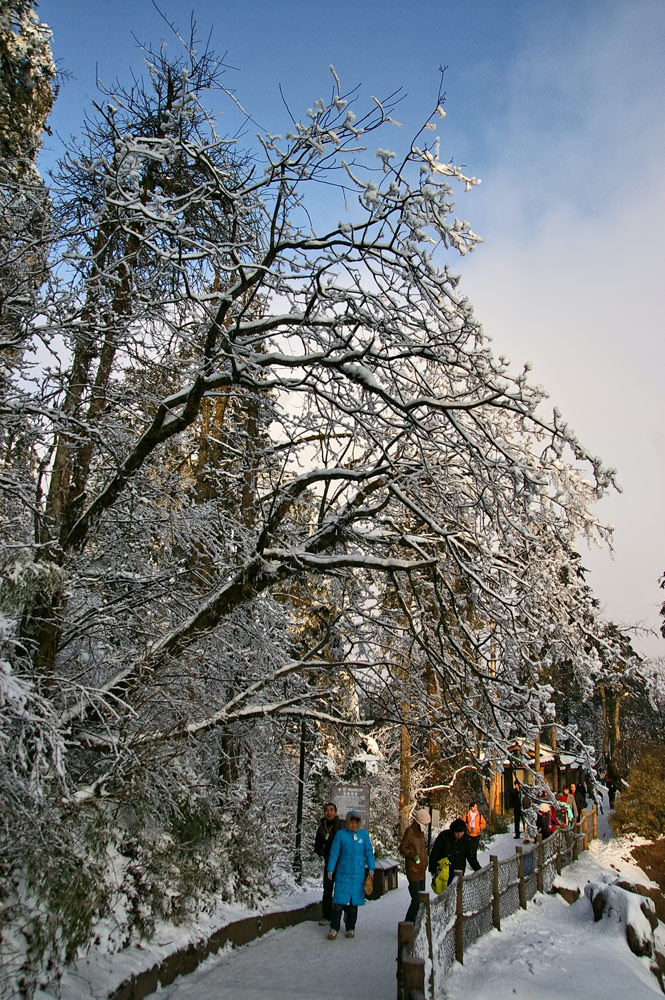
[463,800,487,868]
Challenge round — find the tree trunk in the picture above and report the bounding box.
[599,682,626,781]
[293,719,307,883]
[488,768,499,827]
[550,726,559,792]
[399,721,412,836]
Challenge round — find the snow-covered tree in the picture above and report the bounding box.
[0,27,622,988]
[0,0,54,348]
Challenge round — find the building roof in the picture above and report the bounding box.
[508,738,587,768]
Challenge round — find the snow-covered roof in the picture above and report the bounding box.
[509,738,586,767]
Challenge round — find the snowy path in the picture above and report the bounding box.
[156,835,528,1000]
[158,881,411,1000]
[154,833,568,1000]
[443,798,663,999]
[156,798,664,1000]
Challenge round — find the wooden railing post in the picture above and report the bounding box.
[573,821,580,861]
[401,953,425,998]
[455,872,464,964]
[592,804,597,841]
[491,855,500,930]
[516,846,526,909]
[536,834,544,893]
[490,854,501,931]
[419,890,434,998]
[397,921,414,1000]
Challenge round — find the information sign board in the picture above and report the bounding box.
[329,783,371,829]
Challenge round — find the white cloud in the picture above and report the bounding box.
[458,0,665,658]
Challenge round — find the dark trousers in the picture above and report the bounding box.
[467,835,480,866]
[405,878,426,922]
[322,868,334,919]
[330,902,357,932]
[513,809,522,836]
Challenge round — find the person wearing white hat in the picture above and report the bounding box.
[536,801,554,839]
[399,807,431,922]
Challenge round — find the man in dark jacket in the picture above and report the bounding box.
[428,818,481,888]
[572,781,587,819]
[314,802,344,924]
[512,781,522,839]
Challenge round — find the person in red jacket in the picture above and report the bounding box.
[463,800,486,868]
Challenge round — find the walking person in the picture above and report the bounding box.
[314,802,344,925]
[326,810,375,940]
[399,807,430,922]
[521,787,536,843]
[563,785,578,823]
[572,780,587,819]
[463,800,486,867]
[428,818,481,893]
[536,802,555,839]
[556,793,572,827]
[512,781,522,839]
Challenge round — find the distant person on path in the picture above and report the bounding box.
[512,781,522,839]
[608,778,618,808]
[557,792,572,827]
[326,810,375,940]
[463,800,486,867]
[428,818,481,893]
[572,780,587,819]
[521,788,536,843]
[314,802,344,925]
[399,807,431,922]
[536,802,555,839]
[563,785,578,823]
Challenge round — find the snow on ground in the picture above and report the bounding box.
[41,791,664,1000]
[159,791,664,1000]
[446,794,663,1000]
[37,882,323,1000]
[157,879,409,1000]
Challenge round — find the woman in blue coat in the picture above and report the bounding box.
[326,810,375,939]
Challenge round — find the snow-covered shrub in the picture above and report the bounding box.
[343,733,400,859]
[0,715,109,997]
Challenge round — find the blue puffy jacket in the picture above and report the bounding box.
[327,826,375,906]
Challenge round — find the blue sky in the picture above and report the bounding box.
[37,0,665,659]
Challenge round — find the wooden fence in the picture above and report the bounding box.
[397,805,597,1000]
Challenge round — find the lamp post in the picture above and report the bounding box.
[293,718,308,884]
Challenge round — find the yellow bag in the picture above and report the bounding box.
[364,872,374,896]
[432,857,450,894]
